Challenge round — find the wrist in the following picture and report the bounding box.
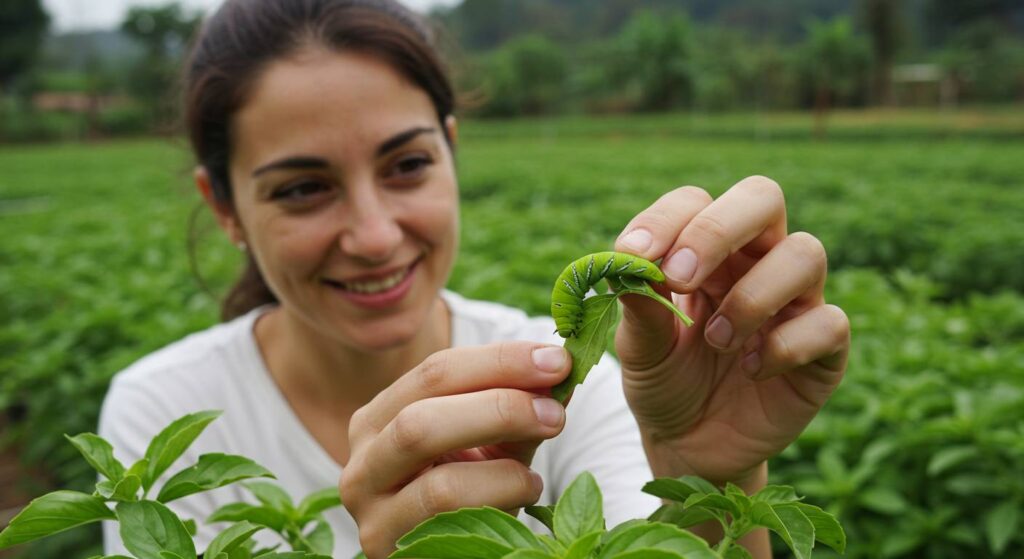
[642,434,769,494]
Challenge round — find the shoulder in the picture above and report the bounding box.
[443,290,561,347]
[109,307,265,392]
[99,308,271,449]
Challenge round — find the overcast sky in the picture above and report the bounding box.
[42,0,459,32]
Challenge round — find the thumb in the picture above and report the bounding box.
[615,283,707,373]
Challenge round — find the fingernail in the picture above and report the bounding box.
[533,397,564,427]
[619,228,652,253]
[664,248,697,284]
[706,315,733,349]
[741,351,762,378]
[530,470,544,494]
[533,346,566,373]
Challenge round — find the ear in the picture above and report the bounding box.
[444,114,458,149]
[195,166,246,247]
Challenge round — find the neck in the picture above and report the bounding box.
[254,298,451,411]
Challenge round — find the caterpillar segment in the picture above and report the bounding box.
[551,251,665,338]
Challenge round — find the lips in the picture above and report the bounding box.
[322,257,421,294]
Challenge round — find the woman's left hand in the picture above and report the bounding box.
[611,176,850,489]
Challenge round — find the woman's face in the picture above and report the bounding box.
[223,47,459,351]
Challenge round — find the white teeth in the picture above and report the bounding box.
[342,268,409,294]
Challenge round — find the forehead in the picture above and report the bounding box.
[231,48,437,168]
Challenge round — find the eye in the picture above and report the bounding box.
[388,154,433,180]
[271,180,329,201]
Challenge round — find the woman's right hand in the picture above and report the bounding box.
[340,341,571,558]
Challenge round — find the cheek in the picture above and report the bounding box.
[254,214,338,277]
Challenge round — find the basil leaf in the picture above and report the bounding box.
[244,481,295,513]
[605,550,689,559]
[751,485,799,505]
[681,493,741,518]
[396,506,543,551]
[749,502,812,559]
[642,476,720,504]
[553,294,619,402]
[297,487,343,522]
[595,522,717,559]
[563,531,602,559]
[109,474,142,502]
[0,490,115,548]
[794,502,846,554]
[389,534,513,558]
[143,410,222,491]
[65,433,126,482]
[304,519,333,555]
[502,550,556,559]
[647,504,717,529]
[985,499,1020,555]
[723,545,754,559]
[524,505,555,532]
[204,521,263,559]
[553,471,604,543]
[857,487,908,515]
[927,445,979,477]
[208,503,290,532]
[157,453,275,503]
[116,500,197,559]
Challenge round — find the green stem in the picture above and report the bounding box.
[716,533,735,557]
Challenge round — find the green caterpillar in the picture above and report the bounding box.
[551,251,665,337]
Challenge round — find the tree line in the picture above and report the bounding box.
[1,0,1023,142]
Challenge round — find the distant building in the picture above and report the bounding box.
[891,64,958,107]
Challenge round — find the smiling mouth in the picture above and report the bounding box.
[323,259,419,294]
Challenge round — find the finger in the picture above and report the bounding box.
[614,186,713,261]
[662,175,788,293]
[350,342,570,445]
[704,232,828,353]
[745,304,850,388]
[362,389,564,493]
[613,187,714,364]
[357,459,542,559]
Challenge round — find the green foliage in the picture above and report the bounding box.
[0,411,339,559]
[393,470,843,559]
[0,0,49,91]
[2,111,1023,556]
[475,34,568,117]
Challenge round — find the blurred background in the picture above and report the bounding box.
[1,0,1023,557]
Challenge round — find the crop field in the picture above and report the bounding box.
[1,108,1023,558]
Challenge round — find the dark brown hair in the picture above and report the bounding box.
[183,0,455,320]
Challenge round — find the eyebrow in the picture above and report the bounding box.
[251,126,438,178]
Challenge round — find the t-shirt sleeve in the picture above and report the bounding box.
[97,376,222,555]
[543,352,661,528]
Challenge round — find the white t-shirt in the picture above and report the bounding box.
[99,290,658,557]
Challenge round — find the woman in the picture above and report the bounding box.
[99,1,850,557]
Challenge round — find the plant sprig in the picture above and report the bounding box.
[552,254,694,402]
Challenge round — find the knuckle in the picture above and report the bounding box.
[690,212,730,246]
[508,462,541,501]
[417,351,450,392]
[496,341,529,378]
[391,406,429,454]
[493,390,517,430]
[770,328,801,365]
[421,471,459,515]
[725,283,764,320]
[357,521,389,559]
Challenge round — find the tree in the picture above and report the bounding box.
[860,0,905,105]
[0,0,49,94]
[477,34,568,116]
[799,17,869,138]
[612,10,695,111]
[120,2,202,130]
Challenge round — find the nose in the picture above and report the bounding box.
[338,185,403,263]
